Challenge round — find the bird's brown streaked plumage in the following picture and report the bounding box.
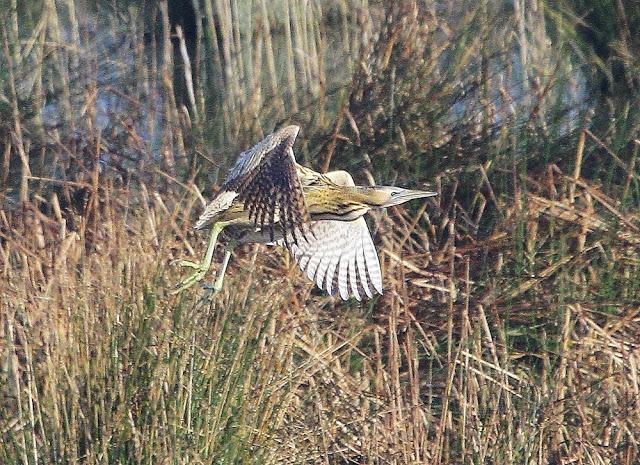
[195,125,309,245]
[173,125,437,299]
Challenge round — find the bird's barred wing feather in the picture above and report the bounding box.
[285,218,383,301]
[195,125,308,243]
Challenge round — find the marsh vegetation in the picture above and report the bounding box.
[1,0,639,463]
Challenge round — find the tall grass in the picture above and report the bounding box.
[1,0,640,463]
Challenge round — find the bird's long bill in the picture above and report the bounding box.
[381,189,437,207]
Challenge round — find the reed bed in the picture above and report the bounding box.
[1,1,639,464]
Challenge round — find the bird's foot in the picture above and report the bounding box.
[202,269,226,294]
[171,260,211,295]
[202,281,223,293]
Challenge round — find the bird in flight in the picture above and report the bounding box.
[172,125,436,300]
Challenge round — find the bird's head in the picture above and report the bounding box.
[376,186,438,207]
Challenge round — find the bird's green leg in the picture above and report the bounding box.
[172,222,226,294]
[205,243,234,293]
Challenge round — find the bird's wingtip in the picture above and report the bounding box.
[277,124,300,140]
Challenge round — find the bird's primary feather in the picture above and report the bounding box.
[277,170,383,301]
[285,218,383,301]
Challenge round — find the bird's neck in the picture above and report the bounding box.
[347,186,391,207]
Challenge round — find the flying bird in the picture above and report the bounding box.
[172,125,436,300]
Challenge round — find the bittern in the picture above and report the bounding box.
[173,125,436,300]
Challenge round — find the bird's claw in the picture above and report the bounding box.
[202,281,224,294]
[202,279,221,290]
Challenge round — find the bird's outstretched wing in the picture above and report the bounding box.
[195,125,309,244]
[285,218,383,301]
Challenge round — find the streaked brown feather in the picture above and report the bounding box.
[219,125,309,244]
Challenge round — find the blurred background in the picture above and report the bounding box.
[1,1,639,463]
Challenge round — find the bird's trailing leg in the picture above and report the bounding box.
[204,242,235,294]
[172,222,227,294]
